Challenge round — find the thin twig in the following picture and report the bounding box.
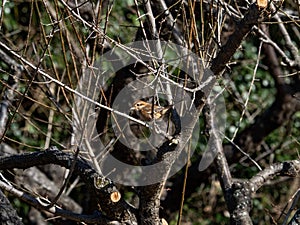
[231,41,263,141]
[0,41,150,128]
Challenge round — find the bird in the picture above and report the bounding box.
[129,100,171,122]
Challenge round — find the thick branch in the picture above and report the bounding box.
[250,160,300,192]
[211,4,261,76]
[0,189,23,225]
[287,209,300,225]
[0,179,115,224]
[227,181,253,225]
[0,147,138,224]
[226,160,300,225]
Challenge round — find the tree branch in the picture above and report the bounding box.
[0,189,23,225]
[0,146,138,224]
[211,3,261,76]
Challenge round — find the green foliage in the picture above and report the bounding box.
[2,2,18,32]
[12,198,30,224]
[103,0,140,42]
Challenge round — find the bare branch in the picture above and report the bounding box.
[250,160,300,192]
[211,3,261,76]
[0,146,138,223]
[0,178,118,224]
